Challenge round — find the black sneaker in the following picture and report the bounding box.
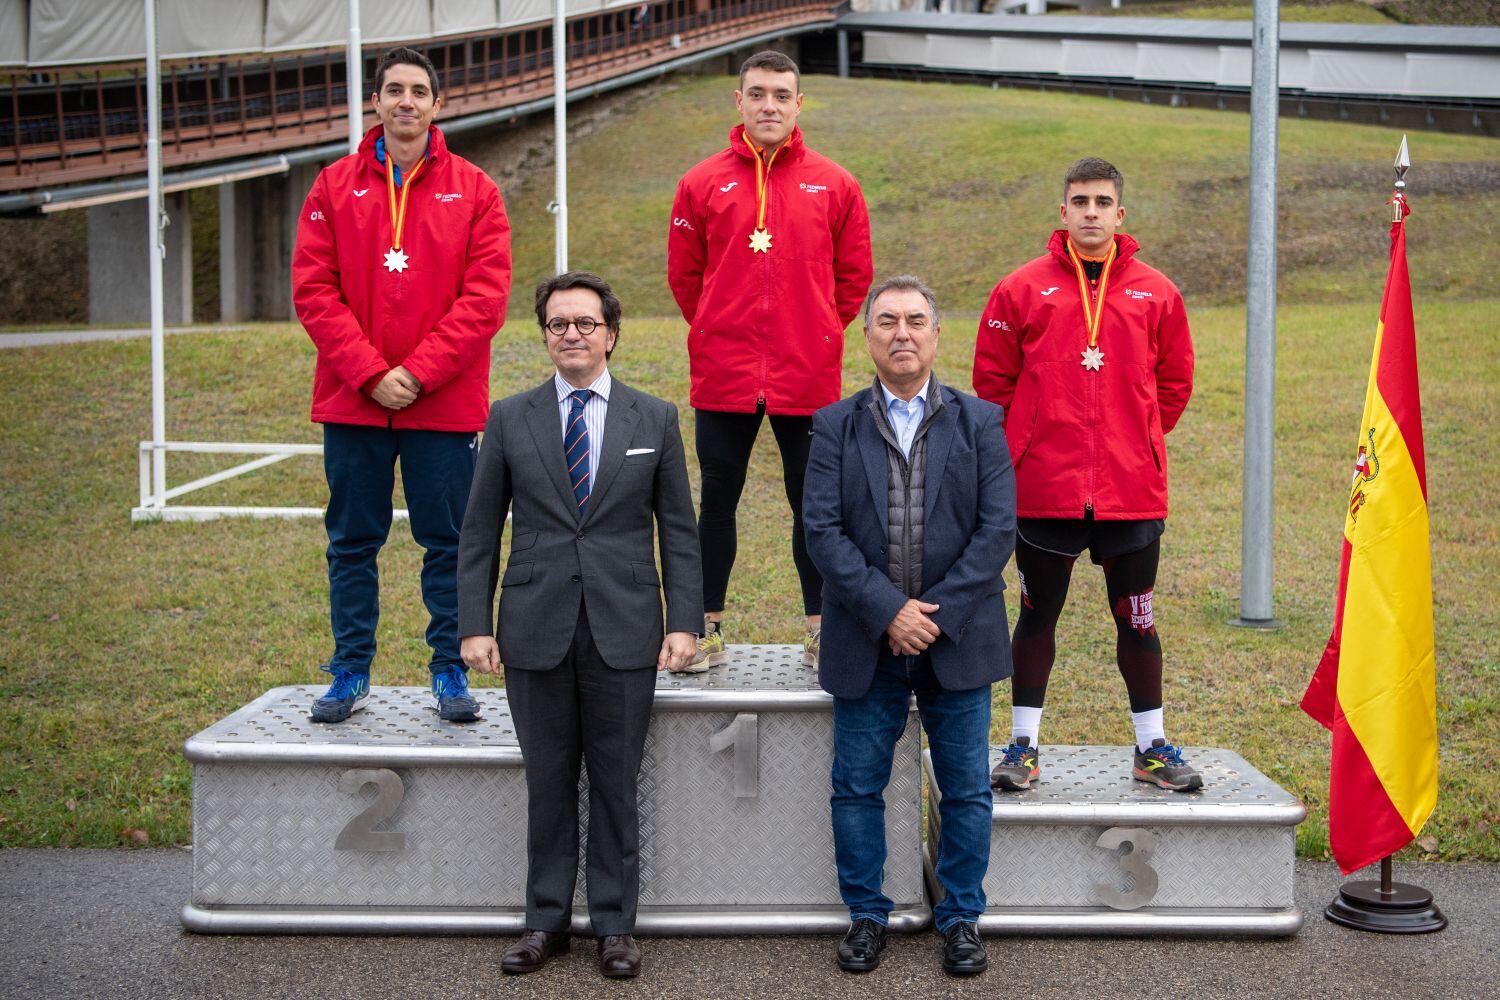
[431,668,480,722]
[836,918,886,973]
[941,921,988,976]
[1133,738,1204,792]
[990,737,1040,791]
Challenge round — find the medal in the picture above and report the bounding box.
[382,150,426,272]
[746,136,782,254]
[1066,238,1117,372]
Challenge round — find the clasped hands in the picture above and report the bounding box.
[370,365,422,409]
[886,598,941,656]
[461,631,698,674]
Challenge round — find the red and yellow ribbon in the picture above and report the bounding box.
[1065,237,1117,349]
[384,154,427,250]
[747,136,782,233]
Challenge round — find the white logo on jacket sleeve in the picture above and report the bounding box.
[986,319,1011,331]
[718,181,739,193]
[672,217,695,230]
[1040,287,1060,296]
[353,189,368,198]
[308,210,326,221]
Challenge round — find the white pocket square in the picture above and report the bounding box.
[626,448,655,456]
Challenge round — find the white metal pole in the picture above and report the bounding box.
[552,0,568,273]
[145,0,167,509]
[1234,0,1282,629]
[347,0,363,153]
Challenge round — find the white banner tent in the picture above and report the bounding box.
[130,0,571,521]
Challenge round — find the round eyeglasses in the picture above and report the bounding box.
[545,316,604,337]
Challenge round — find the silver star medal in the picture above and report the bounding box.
[1080,345,1104,371]
[384,247,409,273]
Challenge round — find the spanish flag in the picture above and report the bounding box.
[1301,195,1437,875]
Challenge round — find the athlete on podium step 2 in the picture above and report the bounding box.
[667,51,873,670]
[972,157,1201,793]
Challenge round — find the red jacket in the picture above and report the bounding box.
[668,125,872,415]
[972,231,1193,520]
[293,125,511,431]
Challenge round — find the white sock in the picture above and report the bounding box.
[1132,708,1165,753]
[1011,706,1043,746]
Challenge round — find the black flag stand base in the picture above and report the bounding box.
[1325,857,1447,934]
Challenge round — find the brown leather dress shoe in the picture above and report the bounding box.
[597,934,643,978]
[502,928,570,974]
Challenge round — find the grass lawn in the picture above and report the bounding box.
[1,76,1495,861]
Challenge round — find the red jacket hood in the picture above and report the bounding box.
[355,123,450,176]
[728,123,806,164]
[1047,229,1140,268]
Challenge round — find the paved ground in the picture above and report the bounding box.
[0,325,243,348]
[0,850,1493,999]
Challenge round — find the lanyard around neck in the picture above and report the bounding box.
[384,152,427,251]
[748,137,783,231]
[1065,237,1117,348]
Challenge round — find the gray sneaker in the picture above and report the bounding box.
[1132,739,1203,792]
[990,737,1040,791]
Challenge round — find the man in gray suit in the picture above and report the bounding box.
[804,275,1016,976]
[457,271,702,979]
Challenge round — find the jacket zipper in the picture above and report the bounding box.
[900,457,914,597]
[1086,277,1099,513]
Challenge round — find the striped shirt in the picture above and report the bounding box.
[554,368,611,485]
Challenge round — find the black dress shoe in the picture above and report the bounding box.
[598,934,643,978]
[941,921,988,975]
[502,928,570,974]
[836,918,887,973]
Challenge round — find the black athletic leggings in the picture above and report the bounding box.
[695,407,822,616]
[1011,536,1163,713]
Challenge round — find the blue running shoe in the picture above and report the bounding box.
[1133,738,1204,792]
[310,666,370,723]
[990,737,1040,791]
[432,668,480,722]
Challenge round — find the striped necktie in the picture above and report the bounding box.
[564,389,592,513]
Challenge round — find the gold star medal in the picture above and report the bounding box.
[745,136,782,255]
[382,150,426,273]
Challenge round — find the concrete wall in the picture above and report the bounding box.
[87,191,192,326]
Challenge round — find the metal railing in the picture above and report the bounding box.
[3,0,836,192]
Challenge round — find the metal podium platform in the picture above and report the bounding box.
[181,646,928,935]
[924,745,1306,936]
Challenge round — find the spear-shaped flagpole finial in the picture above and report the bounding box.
[1393,134,1410,222]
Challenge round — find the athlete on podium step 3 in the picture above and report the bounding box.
[972,157,1201,793]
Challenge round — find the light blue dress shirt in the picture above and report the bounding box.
[555,368,611,484]
[879,379,928,460]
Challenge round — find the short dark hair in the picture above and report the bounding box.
[863,274,940,330]
[738,50,800,92]
[374,47,439,98]
[534,271,622,359]
[1063,157,1124,202]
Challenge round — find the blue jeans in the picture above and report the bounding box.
[832,649,992,931]
[323,423,476,677]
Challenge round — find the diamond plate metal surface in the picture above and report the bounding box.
[191,648,922,913]
[925,746,1301,912]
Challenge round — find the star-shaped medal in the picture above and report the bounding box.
[1081,345,1104,371]
[748,228,773,253]
[384,247,409,273]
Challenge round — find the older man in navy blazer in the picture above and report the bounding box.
[804,275,1016,977]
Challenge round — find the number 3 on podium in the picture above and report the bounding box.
[1093,827,1160,909]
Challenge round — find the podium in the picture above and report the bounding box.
[924,745,1306,936]
[181,646,928,935]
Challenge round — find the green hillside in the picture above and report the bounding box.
[451,75,1497,326]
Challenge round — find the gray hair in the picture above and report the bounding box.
[863,274,940,330]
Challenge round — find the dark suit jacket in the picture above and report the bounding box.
[457,377,703,670]
[804,380,1017,699]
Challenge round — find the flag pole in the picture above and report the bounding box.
[1321,136,1444,935]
